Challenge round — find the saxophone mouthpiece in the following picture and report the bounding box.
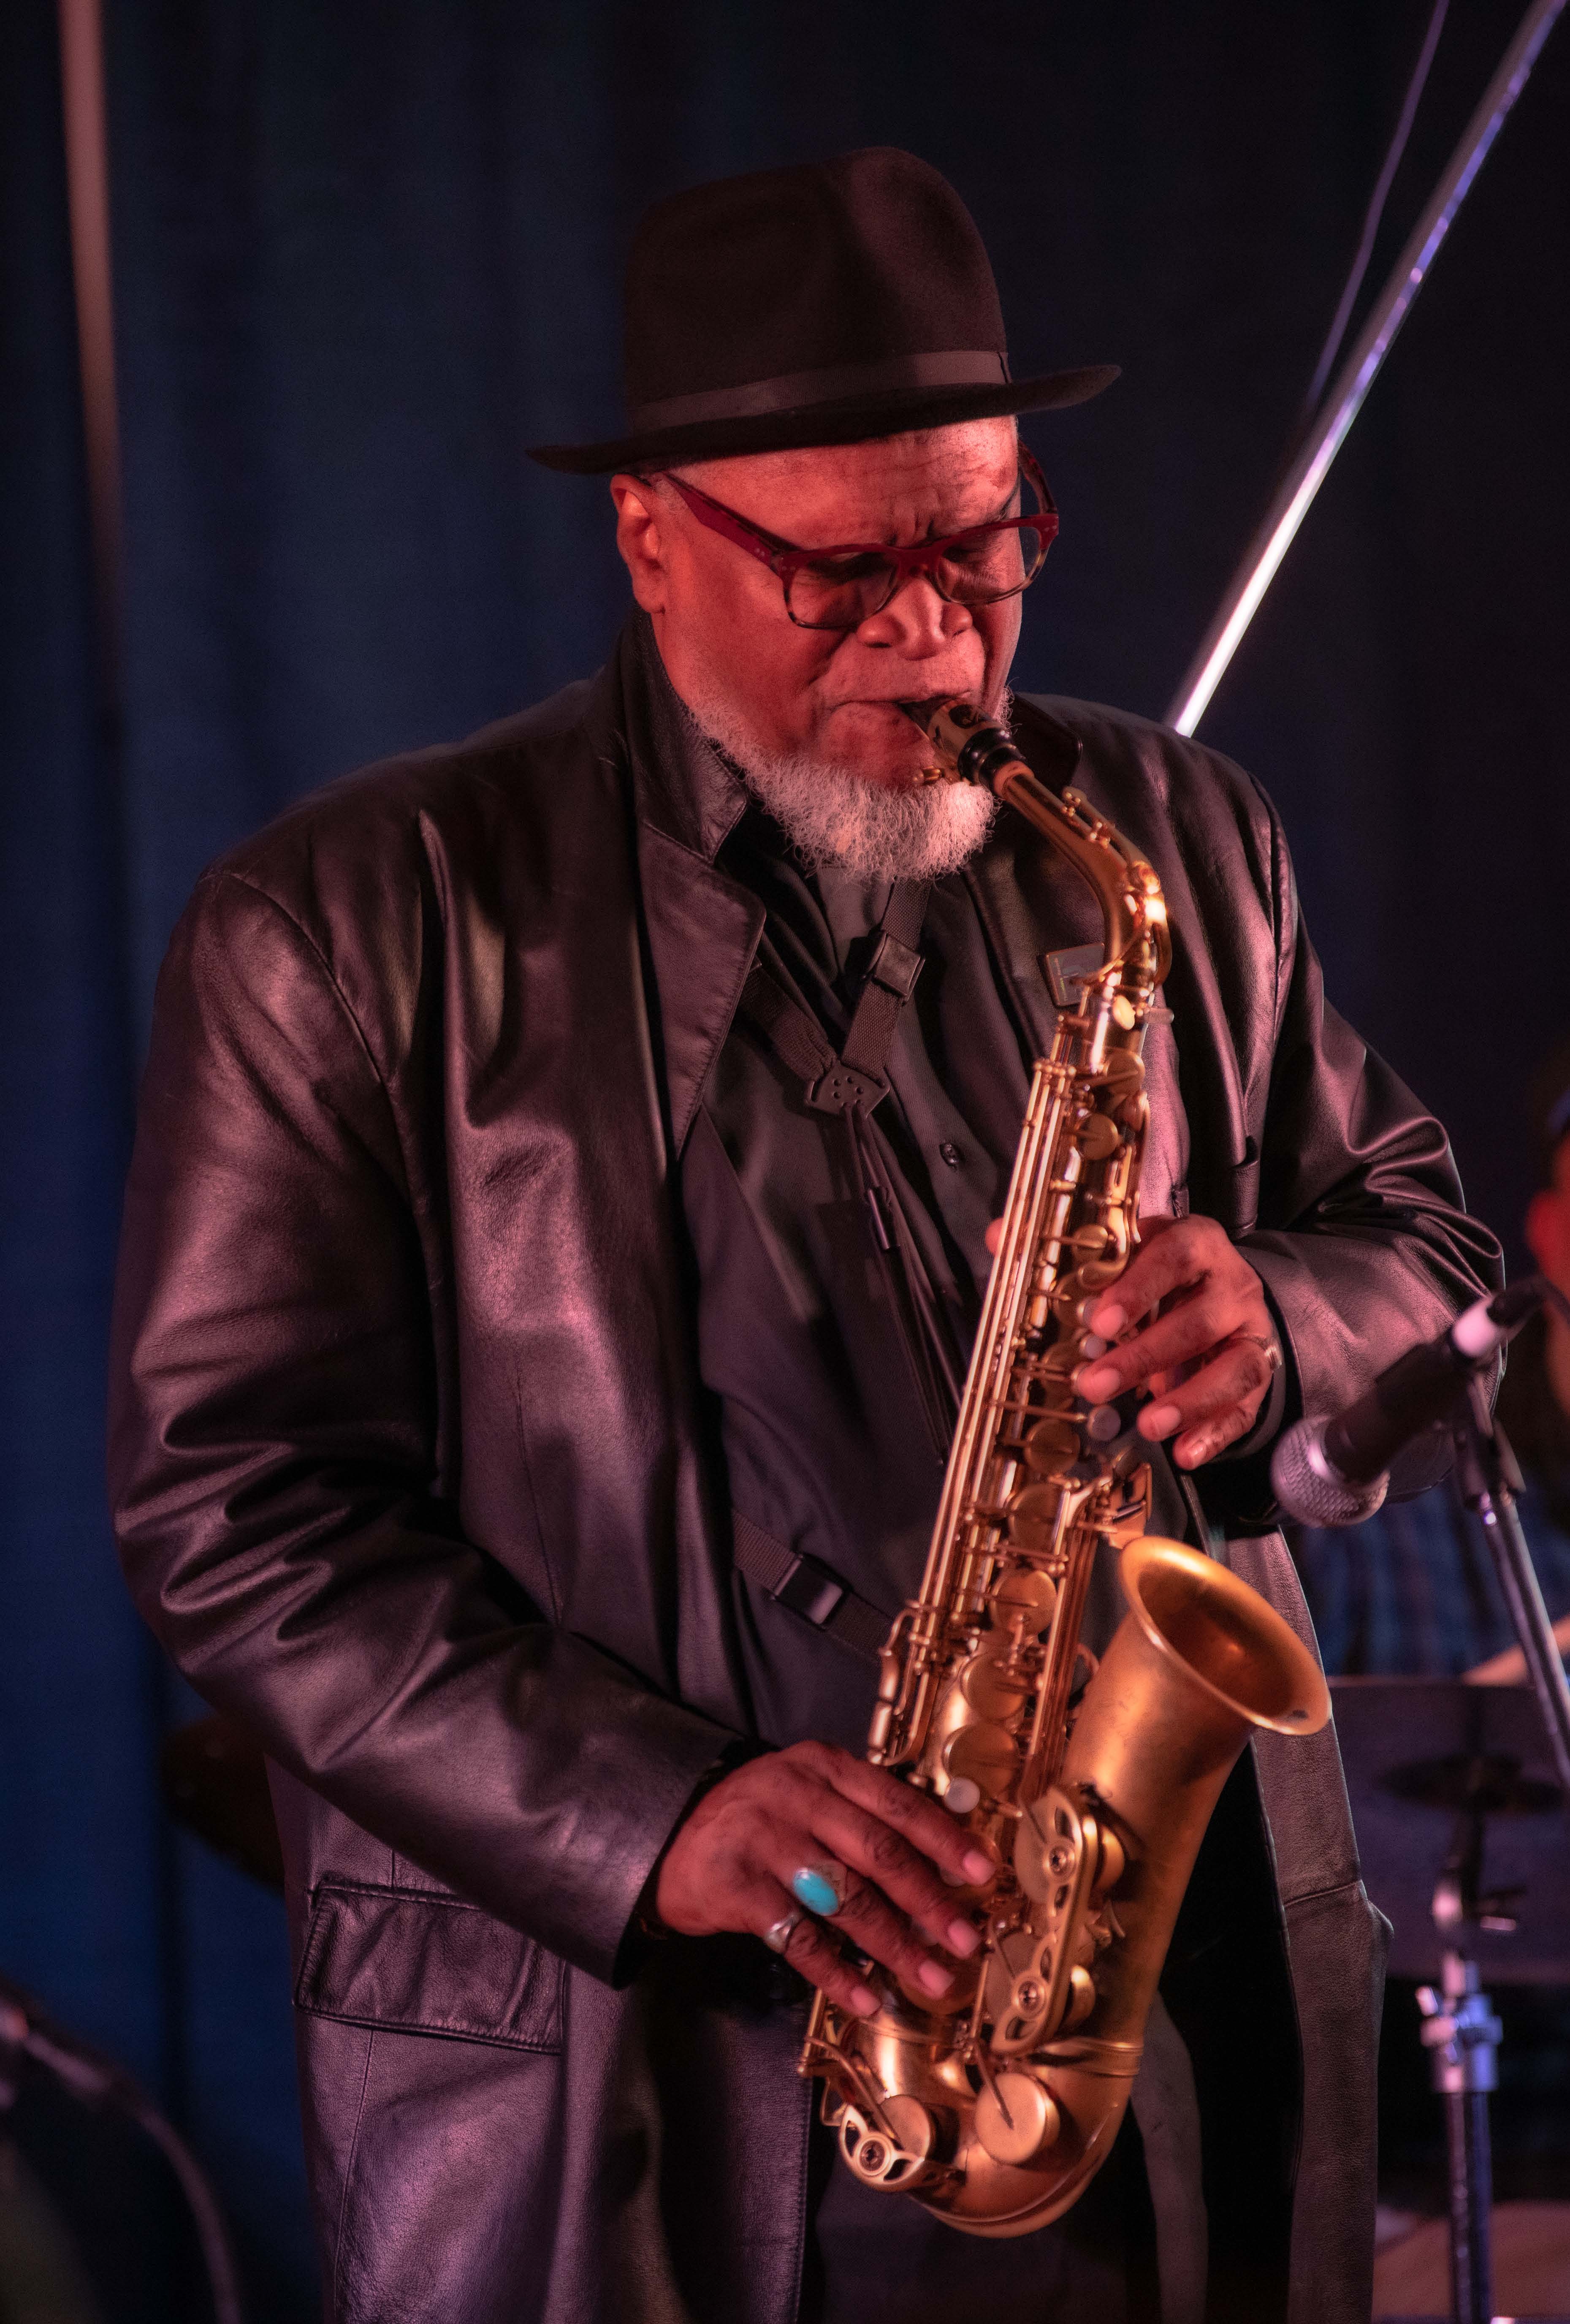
[898,697,1017,790]
[898,697,973,785]
[896,688,980,734]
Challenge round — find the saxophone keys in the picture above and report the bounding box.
[1064,1965,1097,2028]
[841,2093,938,2189]
[1076,1256,1127,1292]
[960,1649,1028,1722]
[1022,1418,1076,1477]
[1074,1109,1121,1162]
[993,1565,1058,1631]
[1014,1793,1085,1906]
[1096,1048,1144,1103]
[973,2071,1061,2167]
[1006,1480,1065,1554]
[943,1721,1019,1797]
[1091,1827,1127,1899]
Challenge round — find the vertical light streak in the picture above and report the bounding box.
[57,0,124,722]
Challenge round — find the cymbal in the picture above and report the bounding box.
[1331,1677,1570,1983]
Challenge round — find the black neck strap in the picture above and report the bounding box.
[737,879,963,1458]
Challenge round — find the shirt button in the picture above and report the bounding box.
[939,1141,963,1169]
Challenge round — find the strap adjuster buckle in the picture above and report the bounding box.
[865,930,923,1000]
[772,1552,848,1629]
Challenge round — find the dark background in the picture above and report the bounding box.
[3,1,1566,2314]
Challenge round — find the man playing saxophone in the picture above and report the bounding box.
[108,152,1499,2323]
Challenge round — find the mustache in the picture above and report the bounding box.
[823,687,995,722]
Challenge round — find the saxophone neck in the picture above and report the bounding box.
[900,698,1172,993]
[1003,766,1171,999]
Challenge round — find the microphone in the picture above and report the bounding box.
[1270,1277,1547,1527]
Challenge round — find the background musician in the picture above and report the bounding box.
[107,152,1498,2324]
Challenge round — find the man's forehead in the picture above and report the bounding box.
[677,417,1020,527]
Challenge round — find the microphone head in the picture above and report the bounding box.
[1271,1418,1391,1529]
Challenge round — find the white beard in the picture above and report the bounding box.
[686,688,999,882]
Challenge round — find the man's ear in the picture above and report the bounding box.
[610,474,669,614]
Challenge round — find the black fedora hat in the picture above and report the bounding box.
[527,148,1117,475]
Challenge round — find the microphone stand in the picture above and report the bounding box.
[1417,1823,1504,2324]
[1166,0,1567,737]
[1451,1370,1570,1800]
[1411,1367,1570,2324]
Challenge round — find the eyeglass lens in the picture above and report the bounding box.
[784,511,1050,631]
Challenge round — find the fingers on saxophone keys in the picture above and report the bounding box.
[1171,1379,1267,1468]
[832,1756,994,1890]
[1078,1290,1228,1403]
[1142,1342,1270,1465]
[760,1890,879,2018]
[1086,1215,1194,1333]
[820,1797,987,1953]
[819,1870,958,1997]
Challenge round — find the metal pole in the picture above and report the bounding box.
[1166,0,1567,737]
[1451,1391,1570,1802]
[1419,1951,1501,2324]
[1443,2082,1494,2324]
[1471,1482,1570,1792]
[56,0,124,730]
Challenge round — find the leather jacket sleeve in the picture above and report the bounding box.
[1226,789,1503,1507]
[108,870,734,1986]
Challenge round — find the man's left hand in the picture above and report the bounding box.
[1074,1214,1277,1468]
[986,1212,1279,1469]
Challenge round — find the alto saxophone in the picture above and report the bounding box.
[799,698,1330,2236]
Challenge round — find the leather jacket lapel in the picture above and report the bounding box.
[635,828,764,1158]
[590,619,766,1162]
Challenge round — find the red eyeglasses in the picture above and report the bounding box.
[651,448,1059,631]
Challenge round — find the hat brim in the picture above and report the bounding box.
[526,363,1119,475]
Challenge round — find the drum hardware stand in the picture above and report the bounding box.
[1416,1786,1509,2324]
[1406,1368,1570,2324]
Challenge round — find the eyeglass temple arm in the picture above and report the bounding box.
[651,472,794,571]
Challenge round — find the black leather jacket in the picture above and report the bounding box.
[108,623,1500,2323]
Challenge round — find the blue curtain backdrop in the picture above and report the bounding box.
[2,1,1566,2314]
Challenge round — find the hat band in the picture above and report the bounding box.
[628,348,1010,433]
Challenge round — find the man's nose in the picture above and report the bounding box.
[855,573,971,657]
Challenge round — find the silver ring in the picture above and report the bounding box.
[763,1906,805,1955]
[1232,1330,1283,1375]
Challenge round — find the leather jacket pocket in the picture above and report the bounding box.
[295,1877,564,2053]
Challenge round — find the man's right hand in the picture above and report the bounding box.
[653,1740,992,2018]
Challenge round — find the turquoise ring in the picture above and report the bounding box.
[791,1862,846,1917]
